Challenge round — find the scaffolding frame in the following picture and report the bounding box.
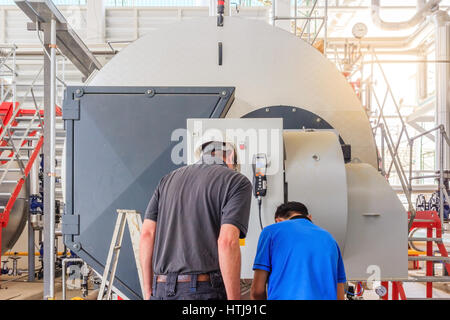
[272,0,328,50]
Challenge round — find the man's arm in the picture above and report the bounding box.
[250,269,269,300]
[218,224,241,300]
[337,283,345,300]
[139,219,157,300]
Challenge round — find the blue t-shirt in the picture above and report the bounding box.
[253,218,346,300]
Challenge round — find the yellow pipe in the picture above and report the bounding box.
[3,251,65,256]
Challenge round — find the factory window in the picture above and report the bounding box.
[105,0,196,6]
[0,0,86,4]
[104,0,266,6]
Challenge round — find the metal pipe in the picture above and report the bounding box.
[380,123,385,175]
[409,140,413,196]
[439,127,445,229]
[410,125,441,141]
[62,258,84,300]
[371,0,441,30]
[27,212,35,282]
[3,252,64,256]
[271,0,275,26]
[274,15,326,20]
[324,0,328,53]
[361,59,450,64]
[43,17,57,301]
[410,174,440,180]
[433,10,450,172]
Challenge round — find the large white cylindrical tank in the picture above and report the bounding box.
[89,17,377,168]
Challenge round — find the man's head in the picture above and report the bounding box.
[201,141,237,170]
[274,201,311,223]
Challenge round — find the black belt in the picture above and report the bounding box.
[156,273,210,283]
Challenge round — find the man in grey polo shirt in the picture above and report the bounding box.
[139,140,252,300]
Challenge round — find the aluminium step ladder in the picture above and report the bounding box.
[97,209,145,300]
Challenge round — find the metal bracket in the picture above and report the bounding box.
[61,214,80,236]
[62,88,81,120]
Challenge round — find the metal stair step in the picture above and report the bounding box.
[3,136,65,141]
[404,276,450,282]
[0,146,35,151]
[0,168,61,172]
[11,126,65,131]
[0,180,18,184]
[408,256,450,262]
[0,145,64,151]
[0,157,29,161]
[409,237,443,242]
[14,116,63,121]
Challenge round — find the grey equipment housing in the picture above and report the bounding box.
[62,86,235,300]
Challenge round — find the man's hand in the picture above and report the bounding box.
[250,269,269,300]
[218,224,241,300]
[140,219,157,300]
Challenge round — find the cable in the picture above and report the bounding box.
[258,196,263,230]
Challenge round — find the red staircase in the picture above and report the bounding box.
[379,211,450,300]
[0,101,61,257]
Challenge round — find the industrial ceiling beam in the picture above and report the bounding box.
[14,0,102,79]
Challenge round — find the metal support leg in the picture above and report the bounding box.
[27,213,35,282]
[43,18,57,300]
[97,211,127,300]
[427,227,433,298]
[392,282,398,300]
[381,281,389,300]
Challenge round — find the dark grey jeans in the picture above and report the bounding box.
[150,272,227,300]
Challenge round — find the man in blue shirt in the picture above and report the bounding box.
[250,202,346,300]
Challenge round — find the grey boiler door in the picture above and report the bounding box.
[63,86,234,299]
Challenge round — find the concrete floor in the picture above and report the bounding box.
[352,280,450,300]
[0,275,95,300]
[1,274,449,300]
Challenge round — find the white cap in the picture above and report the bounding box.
[193,135,239,170]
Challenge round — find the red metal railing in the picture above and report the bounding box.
[0,101,62,257]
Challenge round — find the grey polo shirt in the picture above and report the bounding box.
[144,155,252,275]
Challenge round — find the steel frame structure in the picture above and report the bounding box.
[272,0,328,50]
[15,0,101,299]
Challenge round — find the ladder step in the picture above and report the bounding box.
[0,193,12,197]
[0,180,18,184]
[0,157,29,161]
[114,246,121,250]
[408,256,450,262]
[11,126,65,131]
[0,145,64,150]
[3,136,65,141]
[407,276,450,282]
[0,146,35,150]
[409,237,443,242]
[0,168,61,172]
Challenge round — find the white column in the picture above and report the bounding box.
[416,48,427,101]
[86,0,106,44]
[433,10,450,170]
[273,0,292,33]
[208,0,230,17]
[209,0,216,16]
